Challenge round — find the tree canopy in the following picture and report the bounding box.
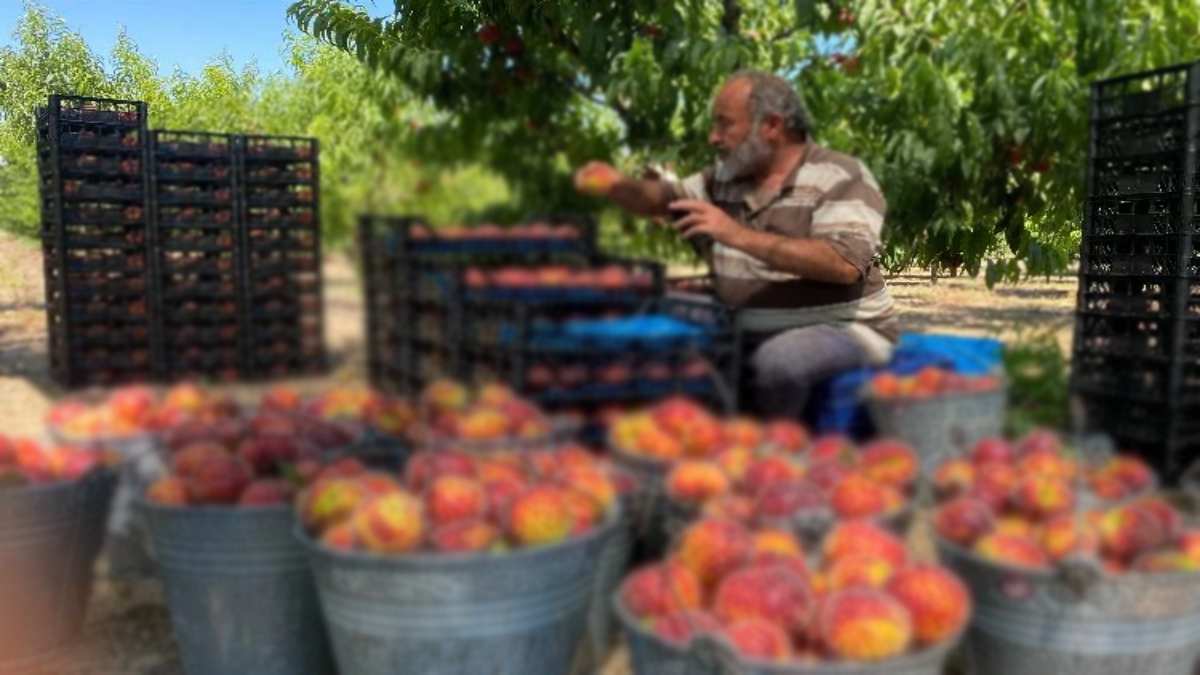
[288,0,1200,277]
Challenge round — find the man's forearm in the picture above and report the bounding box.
[608,179,671,218]
[728,227,861,285]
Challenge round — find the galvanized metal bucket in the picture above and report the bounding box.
[139,501,335,675]
[615,596,958,675]
[300,508,621,675]
[662,494,913,546]
[938,537,1200,675]
[866,386,1006,474]
[0,469,116,669]
[582,495,635,671]
[608,446,673,559]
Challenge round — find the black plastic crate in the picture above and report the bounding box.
[1091,154,1191,197]
[156,205,236,229]
[243,205,316,229]
[246,227,318,252]
[1073,313,1200,361]
[1085,196,1198,237]
[241,135,317,163]
[1077,274,1200,318]
[1073,390,1200,479]
[1080,234,1200,277]
[157,228,239,252]
[385,215,597,260]
[60,154,142,178]
[243,163,315,184]
[244,183,316,208]
[153,131,234,160]
[58,178,143,203]
[61,203,147,227]
[1069,351,1200,402]
[1092,62,1200,121]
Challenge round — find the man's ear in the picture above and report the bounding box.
[760,113,786,142]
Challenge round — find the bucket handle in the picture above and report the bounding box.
[689,634,745,675]
[1178,459,1200,507]
[1052,556,1105,601]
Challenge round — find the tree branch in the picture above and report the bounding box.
[721,0,743,35]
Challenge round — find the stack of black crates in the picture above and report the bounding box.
[1072,61,1200,479]
[359,215,743,436]
[37,94,325,387]
[37,96,154,387]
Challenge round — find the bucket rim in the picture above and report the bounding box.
[937,535,1200,584]
[135,496,293,517]
[612,593,963,672]
[410,415,578,453]
[860,380,1008,407]
[0,466,117,498]
[297,502,623,568]
[607,442,673,475]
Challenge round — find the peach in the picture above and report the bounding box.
[932,458,975,497]
[55,446,101,480]
[476,382,516,407]
[238,479,294,506]
[574,162,622,196]
[744,456,802,496]
[562,489,602,534]
[1040,515,1099,561]
[506,486,574,546]
[634,424,684,460]
[860,440,918,489]
[722,417,765,450]
[754,480,826,522]
[237,436,300,476]
[404,450,475,491]
[652,610,722,646]
[702,495,756,523]
[824,522,908,570]
[556,466,616,512]
[1014,475,1075,520]
[970,437,1014,465]
[420,378,470,413]
[1179,530,1200,564]
[677,518,754,587]
[871,372,902,398]
[316,456,368,481]
[425,475,487,525]
[887,565,970,646]
[108,385,155,426]
[320,522,357,551]
[752,528,805,560]
[353,491,425,553]
[1100,501,1174,561]
[819,588,913,662]
[830,473,888,519]
[173,442,230,478]
[713,563,815,637]
[1017,428,1062,456]
[483,476,528,519]
[666,461,731,506]
[620,560,703,618]
[971,461,1019,510]
[763,420,810,454]
[358,471,403,496]
[1132,497,1184,541]
[994,516,1037,539]
[431,519,500,553]
[299,478,369,531]
[147,477,189,506]
[261,385,301,412]
[810,434,858,466]
[807,460,849,493]
[826,554,897,592]
[1134,550,1200,573]
[723,619,793,662]
[456,407,511,440]
[716,446,754,484]
[973,533,1050,570]
[1018,450,1078,483]
[184,452,251,504]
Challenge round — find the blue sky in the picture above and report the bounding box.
[0,1,300,75]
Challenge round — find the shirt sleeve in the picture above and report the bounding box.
[663,170,711,203]
[808,161,887,277]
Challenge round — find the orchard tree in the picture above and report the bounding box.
[289,0,1200,278]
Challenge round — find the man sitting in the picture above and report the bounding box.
[574,69,897,419]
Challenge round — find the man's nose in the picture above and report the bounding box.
[708,129,721,146]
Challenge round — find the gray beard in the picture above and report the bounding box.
[714,134,772,182]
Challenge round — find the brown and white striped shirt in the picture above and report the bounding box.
[667,144,898,360]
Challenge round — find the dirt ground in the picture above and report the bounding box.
[0,231,1076,673]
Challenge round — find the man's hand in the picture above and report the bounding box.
[668,199,746,246]
[573,161,623,197]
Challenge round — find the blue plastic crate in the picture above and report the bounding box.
[504,315,716,353]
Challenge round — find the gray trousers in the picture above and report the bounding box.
[745,323,870,420]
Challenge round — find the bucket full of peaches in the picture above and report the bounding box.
[0,435,117,669]
[606,397,813,553]
[614,516,969,674]
[863,366,1006,473]
[408,379,579,453]
[661,434,919,544]
[294,443,626,675]
[931,429,1200,675]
